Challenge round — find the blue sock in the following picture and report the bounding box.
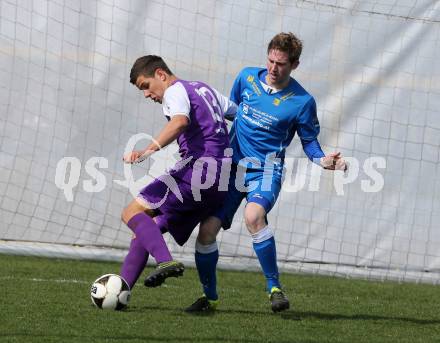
[253,236,281,292]
[195,248,219,301]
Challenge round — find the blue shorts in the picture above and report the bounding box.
[215,163,283,229]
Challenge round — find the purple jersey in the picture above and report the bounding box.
[169,80,230,161]
[137,80,234,246]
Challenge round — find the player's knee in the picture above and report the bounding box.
[121,200,149,225]
[244,213,264,232]
[244,204,267,233]
[198,216,221,245]
[121,206,132,225]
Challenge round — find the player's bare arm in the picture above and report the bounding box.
[123,115,189,164]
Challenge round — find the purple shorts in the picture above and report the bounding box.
[138,160,226,246]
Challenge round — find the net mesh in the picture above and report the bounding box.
[1,0,439,283]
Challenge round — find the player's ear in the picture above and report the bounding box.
[155,68,167,81]
[291,60,299,71]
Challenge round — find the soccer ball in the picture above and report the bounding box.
[90,274,131,310]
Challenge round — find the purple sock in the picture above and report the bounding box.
[120,237,149,289]
[127,212,172,264]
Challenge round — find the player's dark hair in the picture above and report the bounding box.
[267,32,303,64]
[130,55,173,84]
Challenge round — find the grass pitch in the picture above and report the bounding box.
[1,254,439,343]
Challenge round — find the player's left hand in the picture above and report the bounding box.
[320,152,348,171]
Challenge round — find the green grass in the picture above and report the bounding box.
[1,254,439,343]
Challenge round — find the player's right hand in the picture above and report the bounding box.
[123,150,147,164]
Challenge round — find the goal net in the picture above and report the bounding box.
[1,0,439,283]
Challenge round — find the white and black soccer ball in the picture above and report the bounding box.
[90,274,131,310]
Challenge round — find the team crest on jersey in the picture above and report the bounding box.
[273,91,295,106]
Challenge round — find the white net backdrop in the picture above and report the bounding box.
[1,0,439,283]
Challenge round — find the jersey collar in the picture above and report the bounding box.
[258,69,289,95]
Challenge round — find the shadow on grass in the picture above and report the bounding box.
[281,311,440,325]
[0,333,304,343]
[134,304,440,325]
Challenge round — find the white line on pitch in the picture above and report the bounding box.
[0,276,89,284]
[0,276,181,288]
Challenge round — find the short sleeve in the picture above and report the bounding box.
[162,82,191,118]
[212,87,238,120]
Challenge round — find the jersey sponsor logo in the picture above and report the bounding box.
[242,114,270,130]
[243,104,249,114]
[246,74,261,96]
[251,82,261,96]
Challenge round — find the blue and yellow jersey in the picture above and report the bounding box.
[229,67,321,169]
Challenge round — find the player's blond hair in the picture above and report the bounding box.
[267,32,303,64]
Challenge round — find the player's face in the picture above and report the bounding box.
[266,49,298,88]
[135,73,165,104]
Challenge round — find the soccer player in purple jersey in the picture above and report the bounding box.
[120,55,237,289]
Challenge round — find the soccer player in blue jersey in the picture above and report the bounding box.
[186,32,347,313]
